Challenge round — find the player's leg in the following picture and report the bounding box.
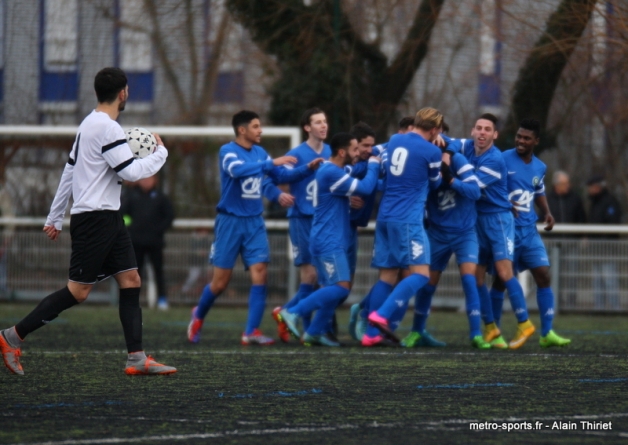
[369,223,431,342]
[147,245,169,310]
[401,269,444,348]
[490,274,506,327]
[278,218,316,336]
[241,262,274,345]
[277,252,350,346]
[188,214,239,343]
[519,227,571,347]
[104,212,176,375]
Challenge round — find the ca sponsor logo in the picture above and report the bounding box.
[508,189,534,212]
[437,189,456,211]
[241,177,262,199]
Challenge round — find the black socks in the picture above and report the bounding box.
[119,287,142,353]
[15,287,78,339]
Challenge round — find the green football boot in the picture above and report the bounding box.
[490,335,508,349]
[471,335,491,349]
[539,330,571,348]
[401,330,446,348]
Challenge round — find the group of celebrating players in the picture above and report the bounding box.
[186,106,572,350]
[0,68,572,377]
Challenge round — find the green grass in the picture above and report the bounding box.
[1,304,627,444]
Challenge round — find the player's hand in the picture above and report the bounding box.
[43,225,61,241]
[278,193,295,208]
[153,133,164,146]
[307,158,325,170]
[509,201,519,219]
[441,163,454,184]
[350,196,365,209]
[273,156,297,167]
[433,134,446,148]
[543,213,555,231]
[442,151,451,166]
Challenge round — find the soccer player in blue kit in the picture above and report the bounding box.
[275,133,381,346]
[272,108,331,343]
[401,146,491,349]
[187,110,323,345]
[366,108,444,343]
[489,119,571,348]
[456,114,536,349]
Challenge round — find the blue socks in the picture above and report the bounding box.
[411,284,436,333]
[477,284,494,325]
[377,274,429,320]
[244,285,267,335]
[196,285,219,319]
[287,285,349,336]
[461,274,482,339]
[505,277,528,323]
[537,287,554,336]
[364,280,394,338]
[490,287,505,327]
[284,284,314,309]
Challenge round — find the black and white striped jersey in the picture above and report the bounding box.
[45,110,168,230]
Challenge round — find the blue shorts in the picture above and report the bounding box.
[514,224,550,272]
[428,226,479,272]
[313,250,351,286]
[209,213,269,269]
[289,217,313,266]
[347,225,358,276]
[371,221,430,269]
[476,211,515,266]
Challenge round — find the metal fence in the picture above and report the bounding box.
[0,219,626,313]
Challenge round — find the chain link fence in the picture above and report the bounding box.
[0,220,626,313]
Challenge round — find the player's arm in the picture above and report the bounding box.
[473,157,503,190]
[535,195,555,231]
[261,177,294,207]
[428,150,443,191]
[449,154,481,201]
[102,128,168,182]
[330,158,381,197]
[268,157,322,184]
[44,160,74,239]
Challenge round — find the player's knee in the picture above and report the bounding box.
[534,268,551,288]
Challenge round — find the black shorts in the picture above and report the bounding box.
[69,211,137,284]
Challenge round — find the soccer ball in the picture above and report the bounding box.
[125,127,157,159]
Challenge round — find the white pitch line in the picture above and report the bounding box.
[28,349,627,358]
[8,414,628,445]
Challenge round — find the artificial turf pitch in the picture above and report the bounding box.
[1,304,627,445]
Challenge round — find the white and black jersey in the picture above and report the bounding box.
[45,111,167,229]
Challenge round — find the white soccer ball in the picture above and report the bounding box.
[125,127,157,159]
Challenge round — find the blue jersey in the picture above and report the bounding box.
[502,148,546,227]
[426,152,481,232]
[451,139,511,214]
[310,160,380,255]
[283,142,331,218]
[217,141,313,217]
[347,144,385,227]
[377,132,442,223]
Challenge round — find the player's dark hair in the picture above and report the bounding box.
[94,67,127,103]
[398,116,415,130]
[232,110,260,136]
[478,113,499,130]
[330,132,355,156]
[350,122,376,143]
[441,121,450,133]
[300,107,326,131]
[519,118,541,138]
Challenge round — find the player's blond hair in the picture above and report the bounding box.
[414,107,444,131]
